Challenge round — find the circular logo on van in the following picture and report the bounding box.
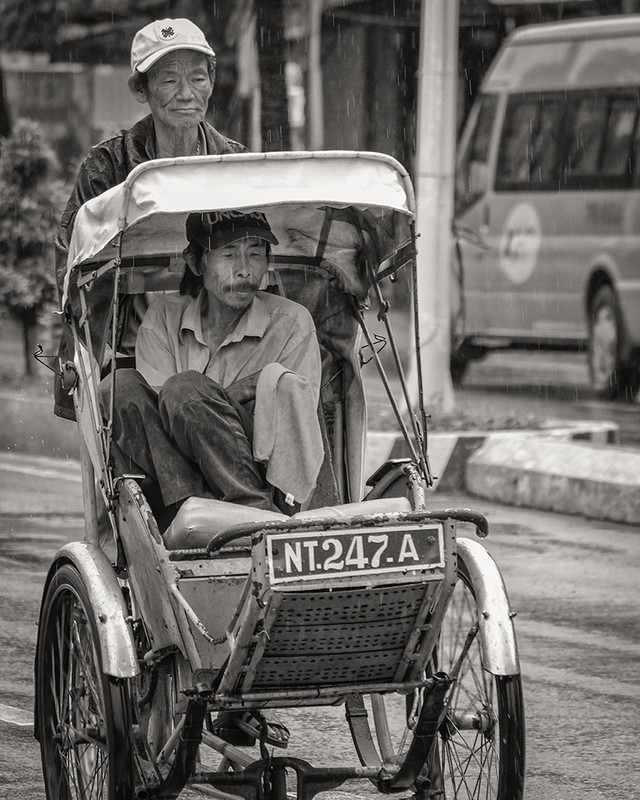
[499,202,541,284]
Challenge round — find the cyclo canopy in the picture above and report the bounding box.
[62,151,419,505]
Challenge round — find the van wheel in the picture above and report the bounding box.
[450,349,470,387]
[588,285,639,401]
[450,342,487,388]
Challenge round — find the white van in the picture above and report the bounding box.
[453,16,640,399]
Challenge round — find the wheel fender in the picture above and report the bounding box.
[39,541,139,679]
[456,537,520,676]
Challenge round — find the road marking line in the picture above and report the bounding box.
[0,462,81,482]
[0,703,33,727]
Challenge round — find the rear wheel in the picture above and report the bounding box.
[367,545,525,799]
[36,563,135,799]
[588,285,640,400]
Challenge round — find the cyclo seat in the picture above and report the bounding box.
[163,496,412,551]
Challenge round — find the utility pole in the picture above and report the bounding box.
[307,0,324,149]
[408,0,458,414]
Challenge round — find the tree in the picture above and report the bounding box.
[0,119,65,376]
[256,0,290,150]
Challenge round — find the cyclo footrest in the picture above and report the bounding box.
[194,756,381,800]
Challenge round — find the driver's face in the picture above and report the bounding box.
[145,50,213,132]
[201,237,269,311]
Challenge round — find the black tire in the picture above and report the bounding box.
[450,342,487,389]
[426,550,525,799]
[36,563,135,800]
[588,285,640,401]
[368,549,525,799]
[450,348,471,388]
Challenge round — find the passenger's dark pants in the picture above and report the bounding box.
[99,370,275,520]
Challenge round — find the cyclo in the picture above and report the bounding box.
[34,151,525,800]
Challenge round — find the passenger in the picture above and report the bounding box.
[54,17,246,421]
[101,210,323,526]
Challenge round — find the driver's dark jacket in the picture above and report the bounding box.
[53,114,246,420]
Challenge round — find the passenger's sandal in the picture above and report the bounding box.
[213,710,290,748]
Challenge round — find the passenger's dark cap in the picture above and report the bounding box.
[186,210,278,250]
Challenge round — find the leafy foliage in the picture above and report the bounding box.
[0,119,65,317]
[0,119,69,378]
[0,0,235,66]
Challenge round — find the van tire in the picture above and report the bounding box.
[588,285,640,401]
[450,349,470,387]
[450,342,487,388]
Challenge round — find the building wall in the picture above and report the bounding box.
[318,1,634,172]
[1,60,145,176]
[321,25,367,149]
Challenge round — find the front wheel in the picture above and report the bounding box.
[36,563,135,800]
[588,285,639,401]
[367,541,525,799]
[426,542,525,799]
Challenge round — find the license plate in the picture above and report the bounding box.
[265,523,444,584]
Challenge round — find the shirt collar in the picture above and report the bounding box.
[179,290,271,346]
[179,292,205,344]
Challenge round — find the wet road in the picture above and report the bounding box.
[358,308,640,447]
[460,350,640,447]
[1,452,639,799]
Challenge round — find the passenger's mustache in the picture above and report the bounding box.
[228,281,257,292]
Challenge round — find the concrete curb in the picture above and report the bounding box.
[466,436,640,525]
[364,420,619,491]
[363,420,640,526]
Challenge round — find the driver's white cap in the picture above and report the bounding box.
[131,18,216,74]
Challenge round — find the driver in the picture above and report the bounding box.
[54,17,246,422]
[102,210,323,528]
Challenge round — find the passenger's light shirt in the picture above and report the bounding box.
[136,289,323,503]
[136,289,321,401]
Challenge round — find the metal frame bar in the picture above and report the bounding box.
[199,508,488,556]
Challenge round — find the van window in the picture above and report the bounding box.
[565,95,608,178]
[456,93,497,210]
[563,90,638,189]
[495,92,564,191]
[495,89,640,192]
[601,97,637,176]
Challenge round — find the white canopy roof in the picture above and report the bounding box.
[67,151,415,271]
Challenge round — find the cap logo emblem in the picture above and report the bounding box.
[206,210,267,226]
[160,26,176,39]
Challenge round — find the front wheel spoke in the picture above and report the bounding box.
[72,740,109,799]
[448,623,479,683]
[83,746,109,798]
[444,735,478,797]
[444,732,494,798]
[61,748,83,798]
[454,732,497,795]
[71,620,104,722]
[455,680,487,716]
[459,654,489,708]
